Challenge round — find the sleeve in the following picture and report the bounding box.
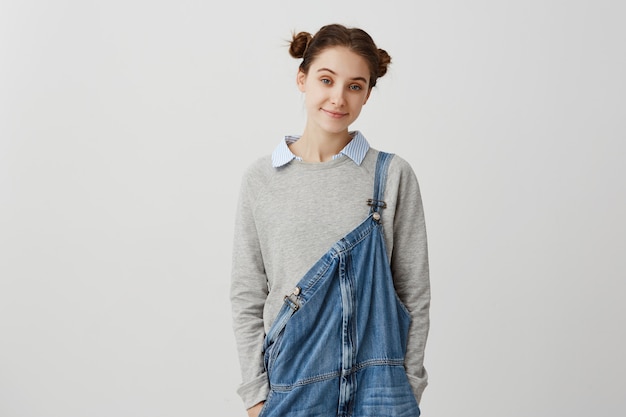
[230,167,271,409]
[389,158,431,404]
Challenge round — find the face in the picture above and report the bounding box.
[297,46,372,136]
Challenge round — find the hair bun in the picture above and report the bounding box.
[377,48,391,78]
[289,31,313,59]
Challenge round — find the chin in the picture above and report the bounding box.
[319,122,351,134]
[324,128,349,136]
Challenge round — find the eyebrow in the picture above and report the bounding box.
[317,68,368,83]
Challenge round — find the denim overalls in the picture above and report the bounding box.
[260,152,420,417]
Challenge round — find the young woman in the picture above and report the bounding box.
[230,24,430,417]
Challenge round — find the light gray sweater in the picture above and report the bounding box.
[230,148,430,409]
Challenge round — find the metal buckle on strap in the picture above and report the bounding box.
[283,287,301,312]
[367,199,387,209]
[367,199,385,222]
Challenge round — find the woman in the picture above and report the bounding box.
[230,24,430,417]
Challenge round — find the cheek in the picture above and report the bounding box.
[305,89,325,105]
[303,93,321,111]
[351,95,367,107]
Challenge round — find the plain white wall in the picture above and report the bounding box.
[1,0,624,416]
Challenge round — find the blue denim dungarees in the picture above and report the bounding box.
[260,152,420,417]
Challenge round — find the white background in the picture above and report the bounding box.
[1,1,624,416]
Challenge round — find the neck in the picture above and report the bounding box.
[290,125,352,163]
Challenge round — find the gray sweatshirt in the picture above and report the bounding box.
[230,147,430,409]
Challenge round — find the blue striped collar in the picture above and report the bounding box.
[271,131,370,168]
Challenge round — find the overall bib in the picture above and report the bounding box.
[260,152,420,417]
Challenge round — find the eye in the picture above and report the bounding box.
[321,78,331,85]
[349,84,363,91]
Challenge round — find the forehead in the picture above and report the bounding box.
[309,47,370,79]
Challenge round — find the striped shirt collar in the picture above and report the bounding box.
[271,131,370,168]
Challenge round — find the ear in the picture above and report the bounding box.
[296,70,307,92]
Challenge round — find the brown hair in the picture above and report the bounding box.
[289,24,391,88]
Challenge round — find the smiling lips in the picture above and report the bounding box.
[322,108,348,119]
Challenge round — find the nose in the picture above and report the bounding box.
[330,86,346,107]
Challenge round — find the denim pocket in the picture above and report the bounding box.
[263,330,285,377]
[393,289,412,322]
[257,390,274,417]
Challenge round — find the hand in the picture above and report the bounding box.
[247,402,264,417]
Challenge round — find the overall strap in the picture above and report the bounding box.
[368,151,395,218]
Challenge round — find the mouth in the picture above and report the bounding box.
[321,109,348,119]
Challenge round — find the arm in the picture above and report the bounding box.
[230,166,271,409]
[388,157,431,404]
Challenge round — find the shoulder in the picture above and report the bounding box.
[389,153,419,185]
[241,155,274,183]
[376,150,423,201]
[367,148,419,182]
[238,155,275,199]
